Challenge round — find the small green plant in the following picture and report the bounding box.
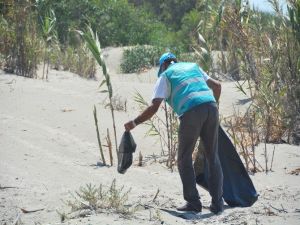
[63,179,134,220]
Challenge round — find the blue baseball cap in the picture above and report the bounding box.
[158,52,176,77]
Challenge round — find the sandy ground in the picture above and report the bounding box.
[1,48,300,225]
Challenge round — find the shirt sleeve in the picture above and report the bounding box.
[199,67,211,81]
[152,76,170,101]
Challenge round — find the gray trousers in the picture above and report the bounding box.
[177,102,223,206]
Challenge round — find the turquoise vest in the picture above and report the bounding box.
[162,62,216,116]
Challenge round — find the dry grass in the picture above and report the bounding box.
[50,44,96,79]
[223,107,280,173]
[105,94,127,112]
[288,168,300,176]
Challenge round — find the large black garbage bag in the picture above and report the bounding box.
[194,126,258,207]
[117,131,137,174]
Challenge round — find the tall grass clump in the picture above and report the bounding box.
[223,0,299,144]
[190,0,300,173]
[49,44,96,79]
[197,0,299,145]
[0,0,40,77]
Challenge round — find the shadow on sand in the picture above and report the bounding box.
[160,208,213,220]
[160,205,231,220]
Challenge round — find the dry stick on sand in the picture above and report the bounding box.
[249,114,257,172]
[264,141,269,173]
[138,151,143,167]
[269,204,288,213]
[169,111,174,171]
[106,128,113,166]
[164,102,170,164]
[93,105,106,166]
[264,113,272,173]
[20,208,44,213]
[152,189,160,202]
[0,185,18,190]
[270,145,276,171]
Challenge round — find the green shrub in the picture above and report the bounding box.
[35,0,165,48]
[121,45,207,74]
[120,45,162,73]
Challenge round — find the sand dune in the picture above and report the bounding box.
[0,48,299,225]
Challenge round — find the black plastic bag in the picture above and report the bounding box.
[195,126,258,207]
[117,131,137,174]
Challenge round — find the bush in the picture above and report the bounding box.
[121,45,208,74]
[35,0,166,48]
[120,45,162,73]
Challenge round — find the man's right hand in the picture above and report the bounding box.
[124,98,163,131]
[124,120,136,131]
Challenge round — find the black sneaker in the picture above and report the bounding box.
[209,203,224,215]
[176,201,202,212]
